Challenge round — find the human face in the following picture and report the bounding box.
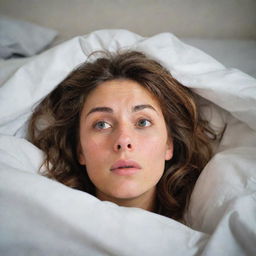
[79,79,173,209]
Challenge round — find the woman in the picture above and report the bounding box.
[29,50,215,222]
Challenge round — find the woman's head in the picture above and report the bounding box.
[29,51,215,221]
[78,78,173,211]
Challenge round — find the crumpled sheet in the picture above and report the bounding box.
[0,29,256,256]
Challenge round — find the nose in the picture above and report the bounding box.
[113,127,134,152]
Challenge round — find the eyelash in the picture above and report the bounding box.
[94,121,112,130]
[136,119,152,128]
[93,118,152,130]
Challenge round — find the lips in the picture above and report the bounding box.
[110,160,141,175]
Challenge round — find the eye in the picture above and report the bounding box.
[94,121,111,130]
[136,119,152,128]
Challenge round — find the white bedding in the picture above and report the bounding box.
[0,29,256,256]
[182,38,256,79]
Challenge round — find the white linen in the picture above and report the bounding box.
[0,15,58,59]
[0,29,256,255]
[182,38,256,78]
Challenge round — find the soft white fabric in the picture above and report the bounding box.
[182,38,256,78]
[0,15,58,59]
[0,29,256,255]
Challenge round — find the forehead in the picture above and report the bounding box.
[83,79,162,110]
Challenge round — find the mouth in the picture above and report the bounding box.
[110,160,141,175]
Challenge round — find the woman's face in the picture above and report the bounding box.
[79,79,173,208]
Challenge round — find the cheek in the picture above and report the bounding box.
[136,134,170,171]
[81,135,111,171]
[80,139,101,180]
[137,135,167,183]
[82,137,104,161]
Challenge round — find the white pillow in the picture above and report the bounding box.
[0,15,58,58]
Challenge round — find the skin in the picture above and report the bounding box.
[79,79,173,211]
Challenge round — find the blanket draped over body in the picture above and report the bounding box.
[0,29,256,256]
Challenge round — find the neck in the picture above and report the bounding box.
[96,189,157,212]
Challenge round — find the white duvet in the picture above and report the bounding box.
[0,30,256,256]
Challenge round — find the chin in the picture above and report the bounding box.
[110,189,143,200]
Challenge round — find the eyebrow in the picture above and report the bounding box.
[87,107,113,116]
[132,104,157,113]
[86,104,157,116]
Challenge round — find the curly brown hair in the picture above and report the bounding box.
[29,50,215,221]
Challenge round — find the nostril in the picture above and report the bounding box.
[115,143,132,151]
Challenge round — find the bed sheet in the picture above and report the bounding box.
[0,29,256,256]
[182,38,256,79]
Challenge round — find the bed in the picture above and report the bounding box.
[0,8,256,256]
